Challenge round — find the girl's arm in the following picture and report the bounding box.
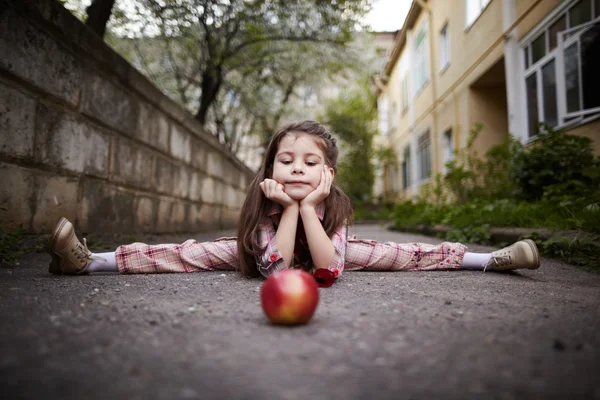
[260,179,298,268]
[299,166,337,270]
[300,205,335,269]
[274,202,299,267]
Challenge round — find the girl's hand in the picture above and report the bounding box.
[260,179,297,208]
[300,165,333,209]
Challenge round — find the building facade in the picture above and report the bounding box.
[375,0,600,200]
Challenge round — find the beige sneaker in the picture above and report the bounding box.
[46,217,102,275]
[484,239,541,271]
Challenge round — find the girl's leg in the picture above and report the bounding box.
[115,237,238,274]
[345,239,467,271]
[87,252,118,273]
[460,252,492,269]
[47,217,110,275]
[47,217,238,275]
[344,238,540,272]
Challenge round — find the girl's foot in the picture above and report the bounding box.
[46,218,104,275]
[483,239,540,271]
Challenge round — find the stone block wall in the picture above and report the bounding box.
[0,0,254,234]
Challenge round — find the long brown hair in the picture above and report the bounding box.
[237,120,353,277]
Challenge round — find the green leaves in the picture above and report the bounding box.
[0,226,24,267]
[512,124,599,201]
[322,80,376,205]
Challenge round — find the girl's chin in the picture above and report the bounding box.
[284,190,310,201]
[287,193,308,201]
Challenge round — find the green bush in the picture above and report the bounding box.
[444,225,492,245]
[419,124,520,205]
[393,201,447,229]
[511,125,600,201]
[0,226,25,266]
[390,124,600,269]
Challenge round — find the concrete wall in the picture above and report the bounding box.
[0,0,254,234]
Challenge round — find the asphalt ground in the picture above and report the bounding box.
[1,224,599,400]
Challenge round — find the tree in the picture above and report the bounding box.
[85,0,116,37]
[111,0,372,140]
[322,80,376,204]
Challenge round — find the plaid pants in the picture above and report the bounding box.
[116,238,466,274]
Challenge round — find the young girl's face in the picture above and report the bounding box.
[271,133,330,201]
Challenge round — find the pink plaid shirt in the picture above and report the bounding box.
[255,202,348,279]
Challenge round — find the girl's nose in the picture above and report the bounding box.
[292,163,303,174]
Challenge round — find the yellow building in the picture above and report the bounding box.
[375,0,600,200]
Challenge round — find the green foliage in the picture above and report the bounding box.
[107,0,374,151]
[393,200,447,229]
[511,124,600,201]
[419,124,521,205]
[391,124,600,269]
[353,202,394,222]
[374,145,397,164]
[444,225,492,245]
[323,81,376,205]
[523,232,600,272]
[0,226,25,266]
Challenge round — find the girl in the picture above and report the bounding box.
[46,121,540,286]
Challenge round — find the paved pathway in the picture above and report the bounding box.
[1,225,599,399]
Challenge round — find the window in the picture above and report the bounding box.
[390,101,398,130]
[417,131,432,181]
[392,164,400,193]
[442,129,454,173]
[466,0,491,27]
[377,96,389,137]
[402,146,411,190]
[560,19,600,118]
[413,21,429,94]
[385,163,400,193]
[439,23,450,71]
[522,0,600,137]
[401,77,409,113]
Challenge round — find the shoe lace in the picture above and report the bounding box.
[70,238,106,264]
[483,255,512,272]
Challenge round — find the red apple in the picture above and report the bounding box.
[260,269,320,325]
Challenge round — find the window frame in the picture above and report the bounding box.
[439,22,451,72]
[442,128,454,174]
[556,19,600,120]
[401,76,409,114]
[465,0,491,29]
[412,19,430,95]
[416,130,432,182]
[377,95,389,137]
[520,0,600,139]
[401,145,411,190]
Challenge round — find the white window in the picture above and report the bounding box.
[442,129,454,173]
[402,145,411,190]
[522,0,600,138]
[390,101,398,130]
[378,96,389,137]
[417,131,432,181]
[413,21,429,94]
[401,77,409,113]
[466,0,491,27]
[439,23,450,71]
